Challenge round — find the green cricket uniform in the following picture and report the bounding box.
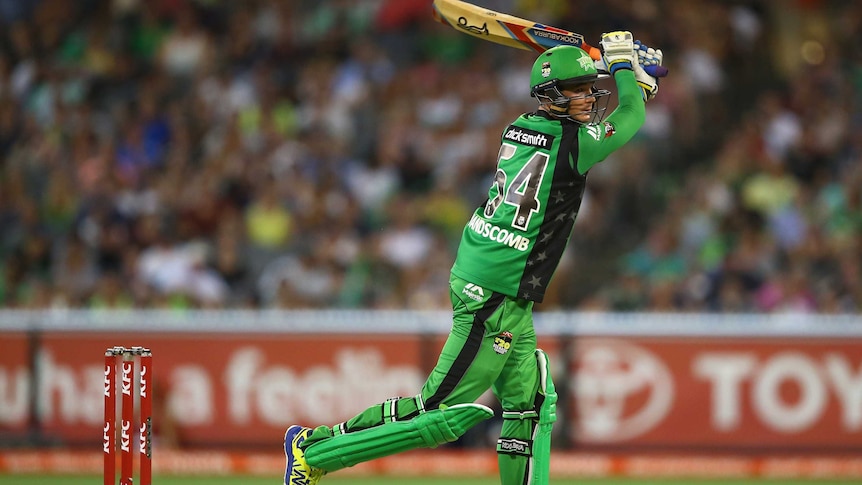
[452,72,646,302]
[301,68,645,485]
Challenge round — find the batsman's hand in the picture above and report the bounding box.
[635,40,663,71]
[600,31,634,74]
[634,40,663,101]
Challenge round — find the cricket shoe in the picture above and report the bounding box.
[284,425,325,485]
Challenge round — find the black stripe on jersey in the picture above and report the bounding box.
[517,119,586,302]
[425,292,505,410]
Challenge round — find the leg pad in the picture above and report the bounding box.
[532,349,557,485]
[305,403,493,472]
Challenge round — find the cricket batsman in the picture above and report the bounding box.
[282,31,662,485]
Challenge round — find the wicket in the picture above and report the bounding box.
[104,346,153,485]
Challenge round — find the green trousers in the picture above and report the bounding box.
[302,275,540,484]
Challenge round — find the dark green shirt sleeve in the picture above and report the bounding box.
[575,69,646,175]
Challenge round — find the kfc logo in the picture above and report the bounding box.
[572,339,674,441]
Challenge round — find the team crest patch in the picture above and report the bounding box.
[541,62,551,78]
[493,331,513,354]
[578,53,594,71]
[603,121,616,138]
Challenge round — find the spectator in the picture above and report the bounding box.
[0,0,860,313]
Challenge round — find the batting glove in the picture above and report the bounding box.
[635,40,663,71]
[633,40,663,101]
[600,31,635,74]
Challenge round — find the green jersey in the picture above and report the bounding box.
[451,70,645,302]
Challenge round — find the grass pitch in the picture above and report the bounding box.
[2,476,861,485]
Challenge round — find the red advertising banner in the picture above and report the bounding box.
[3,332,429,447]
[0,332,29,434]
[568,337,862,450]
[1,331,861,451]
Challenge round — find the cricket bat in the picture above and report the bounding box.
[432,0,668,78]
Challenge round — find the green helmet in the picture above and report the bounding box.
[530,45,599,91]
[530,45,610,124]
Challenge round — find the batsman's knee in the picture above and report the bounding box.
[497,407,538,457]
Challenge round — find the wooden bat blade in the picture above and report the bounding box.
[432,0,600,57]
[432,0,668,78]
[432,0,523,51]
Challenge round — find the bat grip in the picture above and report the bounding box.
[587,45,668,78]
[595,63,669,78]
[645,65,668,78]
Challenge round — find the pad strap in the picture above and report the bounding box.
[497,437,533,456]
[501,410,538,420]
[382,398,398,423]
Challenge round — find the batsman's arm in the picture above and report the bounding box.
[575,69,645,175]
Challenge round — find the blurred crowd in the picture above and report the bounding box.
[0,0,860,312]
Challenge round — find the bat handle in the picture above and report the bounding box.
[645,65,668,78]
[588,45,668,78]
[594,58,669,78]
